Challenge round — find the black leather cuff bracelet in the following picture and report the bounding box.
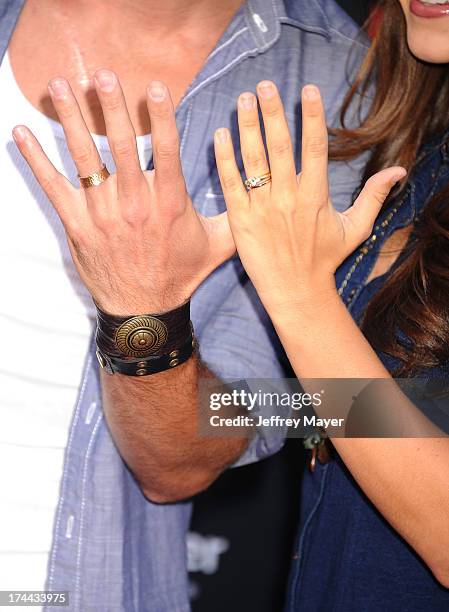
[95,300,195,376]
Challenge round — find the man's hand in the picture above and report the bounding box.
[13,69,247,503]
[13,69,235,315]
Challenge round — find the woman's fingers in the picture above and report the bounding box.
[12,125,78,222]
[48,77,103,179]
[146,81,185,203]
[237,92,270,185]
[300,85,329,206]
[94,69,142,195]
[214,128,247,212]
[348,167,407,233]
[256,81,297,189]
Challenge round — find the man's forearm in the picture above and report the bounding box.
[14,59,248,504]
[101,353,249,503]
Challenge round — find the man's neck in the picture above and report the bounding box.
[47,0,244,38]
[9,0,245,135]
[93,0,239,23]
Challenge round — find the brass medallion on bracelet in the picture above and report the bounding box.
[95,300,195,377]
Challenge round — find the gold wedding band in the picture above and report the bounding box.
[78,164,110,189]
[244,171,272,191]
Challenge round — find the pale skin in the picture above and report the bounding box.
[213,83,449,587]
[11,0,248,503]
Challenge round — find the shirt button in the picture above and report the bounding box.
[85,401,97,425]
[253,13,268,33]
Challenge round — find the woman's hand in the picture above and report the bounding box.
[13,70,234,316]
[213,81,406,317]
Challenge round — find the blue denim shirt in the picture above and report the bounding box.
[287,132,449,611]
[0,1,367,610]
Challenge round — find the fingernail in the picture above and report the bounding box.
[148,81,166,102]
[48,78,68,99]
[215,128,228,144]
[239,93,256,110]
[257,81,276,99]
[303,85,319,100]
[12,126,27,143]
[95,69,116,92]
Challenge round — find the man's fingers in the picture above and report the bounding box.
[94,69,143,195]
[214,128,248,212]
[348,166,407,234]
[300,85,329,206]
[48,77,103,179]
[237,92,270,186]
[256,81,297,189]
[12,125,78,222]
[146,81,185,199]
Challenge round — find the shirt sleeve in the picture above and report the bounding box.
[195,275,291,467]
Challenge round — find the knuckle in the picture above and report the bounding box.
[111,138,136,159]
[92,207,118,232]
[150,106,171,121]
[277,195,296,212]
[101,94,122,113]
[70,143,97,166]
[40,175,63,204]
[271,140,292,157]
[304,101,322,119]
[123,202,150,225]
[119,165,144,185]
[365,175,379,189]
[56,104,77,121]
[244,150,266,169]
[155,139,179,161]
[222,175,241,192]
[264,104,282,119]
[372,190,388,206]
[304,136,328,158]
[217,150,234,163]
[305,108,321,119]
[299,189,326,209]
[365,178,389,205]
[240,116,260,130]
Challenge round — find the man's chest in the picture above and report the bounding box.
[7,0,243,137]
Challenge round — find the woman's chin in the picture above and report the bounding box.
[407,33,449,63]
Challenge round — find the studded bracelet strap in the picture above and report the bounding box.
[95,300,194,376]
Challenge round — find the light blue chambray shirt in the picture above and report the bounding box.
[0,0,368,609]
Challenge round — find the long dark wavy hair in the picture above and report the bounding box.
[330,0,449,377]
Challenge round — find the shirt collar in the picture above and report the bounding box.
[245,0,331,52]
